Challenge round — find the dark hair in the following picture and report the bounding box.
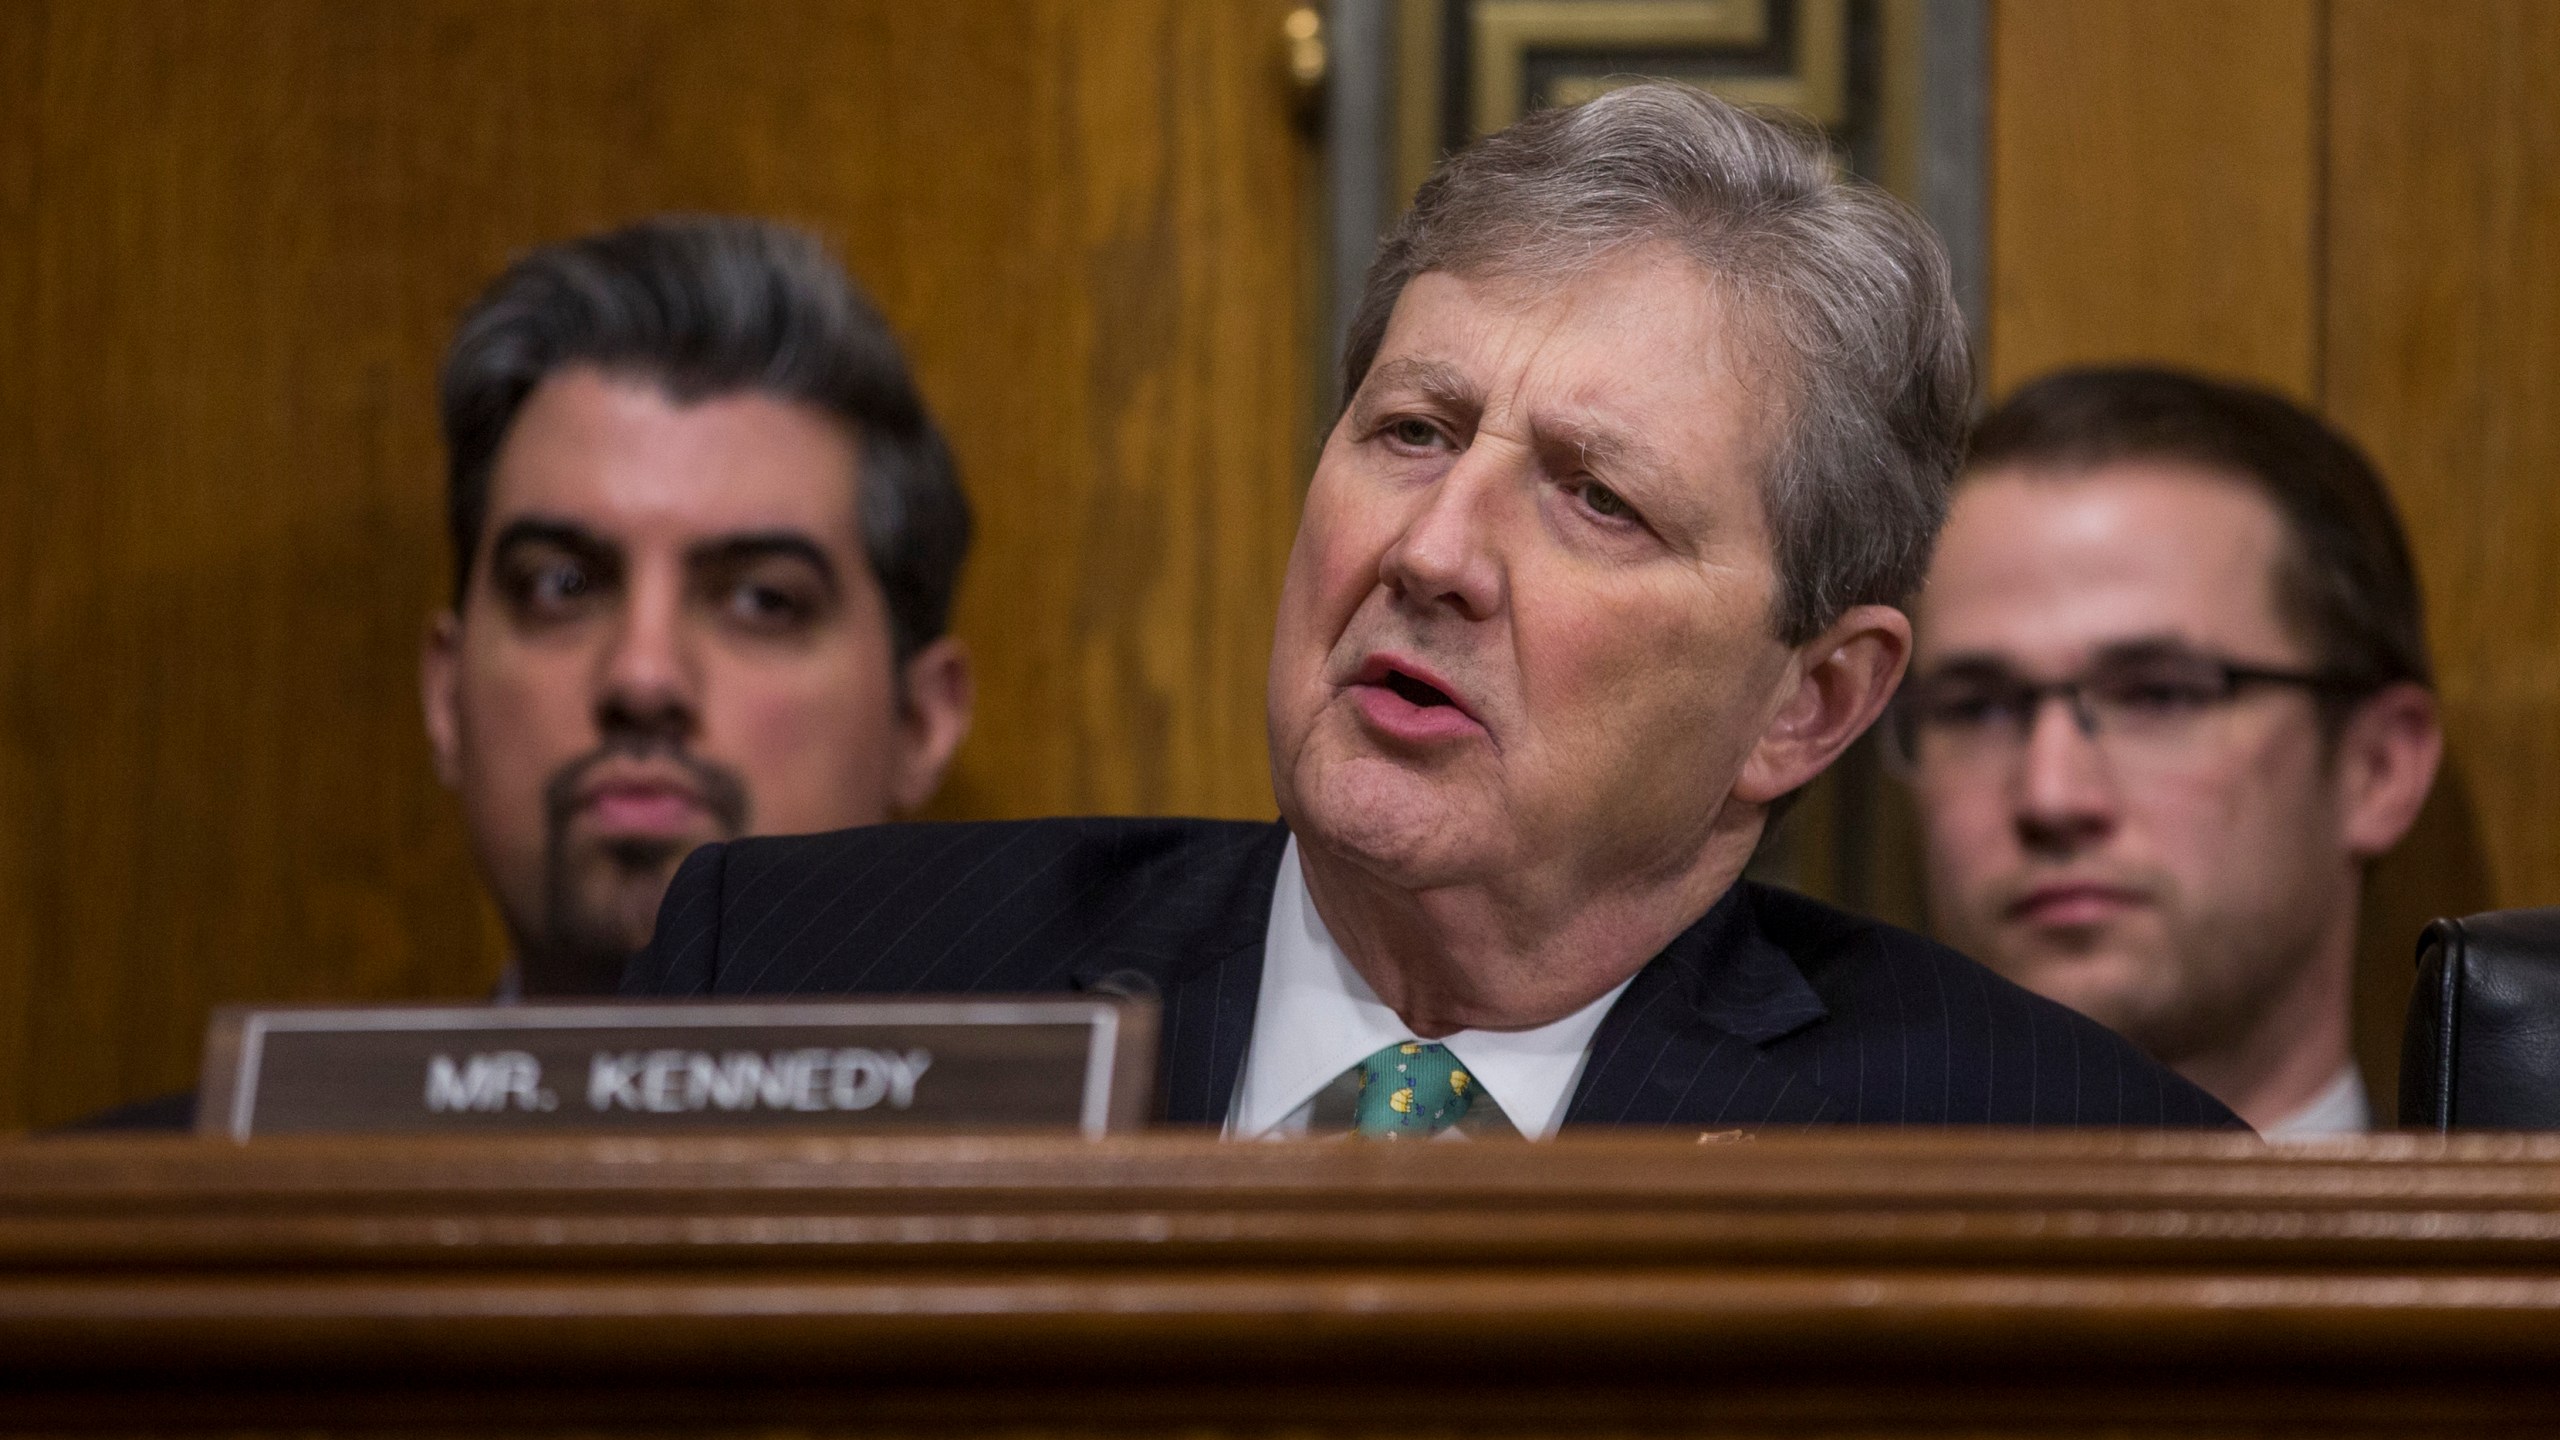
[439,215,971,661]
[1341,82,1972,644]
[1965,365,2430,693]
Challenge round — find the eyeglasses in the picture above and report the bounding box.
[1887,648,2362,775]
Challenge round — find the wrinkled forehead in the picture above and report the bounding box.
[1917,462,2301,671]
[1363,252,1790,475]
[1422,241,1784,375]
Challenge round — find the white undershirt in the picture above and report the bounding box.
[1224,835,1633,1140]
[2259,1062,2372,1139]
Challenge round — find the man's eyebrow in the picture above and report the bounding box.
[686,532,841,588]
[1916,636,2207,681]
[1532,412,1676,484]
[1354,357,1479,416]
[2088,636,2213,668]
[489,517,617,565]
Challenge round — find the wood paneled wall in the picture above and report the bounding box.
[1989,0,2323,400]
[0,1,1312,1129]
[1988,0,2560,1102]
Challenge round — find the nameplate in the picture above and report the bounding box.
[195,998,1157,1139]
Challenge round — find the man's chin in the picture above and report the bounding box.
[1986,932,2174,1031]
[1286,754,1501,887]
[557,849,699,950]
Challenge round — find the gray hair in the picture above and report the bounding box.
[1341,83,1971,644]
[440,214,971,661]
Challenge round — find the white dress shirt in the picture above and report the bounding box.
[2259,1062,2372,1139]
[1224,835,1633,1140]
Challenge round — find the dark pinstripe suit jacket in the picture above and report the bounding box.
[627,817,2241,1129]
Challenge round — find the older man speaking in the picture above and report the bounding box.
[628,85,2232,1134]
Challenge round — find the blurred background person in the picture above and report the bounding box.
[1894,367,2441,1135]
[422,216,977,996]
[74,215,978,1128]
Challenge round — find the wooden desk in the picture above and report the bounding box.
[5,1130,2558,1433]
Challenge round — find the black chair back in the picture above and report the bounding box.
[2401,907,2560,1129]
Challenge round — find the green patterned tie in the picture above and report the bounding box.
[1351,1041,1478,1138]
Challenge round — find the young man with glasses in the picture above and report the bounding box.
[1897,367,2442,1135]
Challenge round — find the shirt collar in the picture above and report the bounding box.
[1227,835,1631,1139]
[2261,1062,2372,1139]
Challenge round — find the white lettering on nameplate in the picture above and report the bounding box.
[424,1051,558,1112]
[585,1047,934,1113]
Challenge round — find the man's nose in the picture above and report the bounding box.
[594,575,701,744]
[1377,447,1510,622]
[2012,695,2118,854]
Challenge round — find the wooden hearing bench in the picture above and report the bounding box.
[5,1129,2560,1433]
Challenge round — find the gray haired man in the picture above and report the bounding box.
[627,86,2236,1133]
[422,216,975,996]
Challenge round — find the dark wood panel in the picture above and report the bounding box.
[7,1132,2560,1431]
[0,2,1312,1129]
[2325,0,2560,1111]
[1986,0,2320,396]
[0,3,47,1133]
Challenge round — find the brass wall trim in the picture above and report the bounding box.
[1285,6,1328,96]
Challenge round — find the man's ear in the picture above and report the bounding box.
[2335,681,2443,859]
[887,635,975,813]
[420,610,465,789]
[1731,604,1912,806]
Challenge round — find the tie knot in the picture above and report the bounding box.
[1353,1041,1476,1138]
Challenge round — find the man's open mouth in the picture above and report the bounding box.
[1382,669,1456,709]
[1345,653,1483,740]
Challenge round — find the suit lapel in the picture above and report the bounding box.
[1566,883,1843,1128]
[1070,822,1286,1126]
[1151,927,1268,1125]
